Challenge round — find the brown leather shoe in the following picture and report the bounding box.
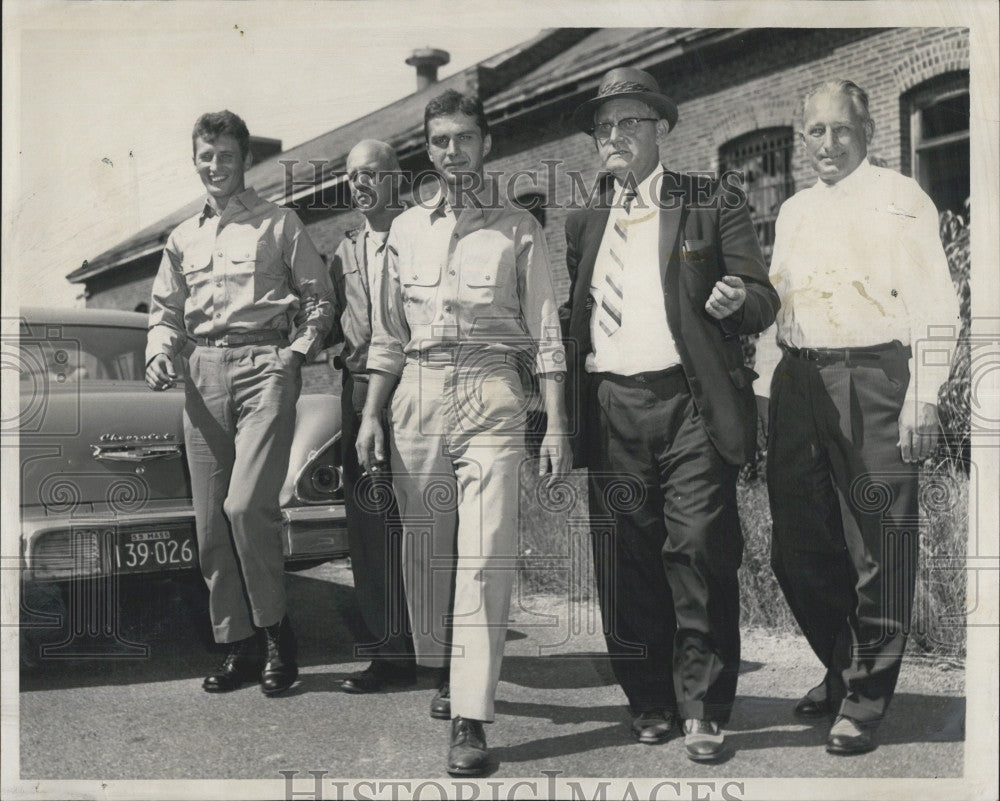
[341,661,416,694]
[202,635,262,693]
[447,716,489,776]
[826,715,876,755]
[682,719,726,762]
[630,710,675,744]
[430,681,451,720]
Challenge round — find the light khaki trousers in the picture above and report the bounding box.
[389,352,526,722]
[184,344,300,643]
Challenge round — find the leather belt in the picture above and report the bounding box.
[412,345,516,367]
[195,330,288,348]
[595,364,685,388]
[781,341,910,366]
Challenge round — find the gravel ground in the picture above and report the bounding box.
[16,560,968,788]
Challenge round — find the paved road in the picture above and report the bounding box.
[17,560,964,785]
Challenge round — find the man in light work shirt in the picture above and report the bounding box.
[762,80,959,755]
[356,90,570,776]
[330,140,415,694]
[146,110,333,696]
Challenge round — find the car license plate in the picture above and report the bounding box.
[114,526,197,574]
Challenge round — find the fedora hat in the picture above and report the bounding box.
[572,67,678,133]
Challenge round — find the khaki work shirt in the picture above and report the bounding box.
[147,187,333,363]
[329,223,391,377]
[368,188,566,377]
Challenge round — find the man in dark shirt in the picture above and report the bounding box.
[330,140,415,694]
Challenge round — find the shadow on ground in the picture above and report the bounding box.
[19,571,360,691]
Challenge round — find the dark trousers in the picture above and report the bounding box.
[341,371,414,663]
[184,344,300,643]
[767,345,918,726]
[588,370,743,723]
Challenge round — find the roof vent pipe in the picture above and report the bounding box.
[406,48,450,92]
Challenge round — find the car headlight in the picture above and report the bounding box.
[294,435,344,504]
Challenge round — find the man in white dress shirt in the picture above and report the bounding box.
[762,79,959,755]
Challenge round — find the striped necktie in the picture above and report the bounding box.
[597,188,637,337]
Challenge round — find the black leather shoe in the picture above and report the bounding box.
[794,681,835,719]
[630,710,675,744]
[447,716,489,776]
[261,616,298,696]
[341,661,416,694]
[430,681,451,720]
[826,715,876,755]
[202,635,262,693]
[682,719,726,762]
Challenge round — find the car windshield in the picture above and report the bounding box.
[18,323,148,383]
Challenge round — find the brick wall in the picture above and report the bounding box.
[86,27,969,313]
[321,27,970,308]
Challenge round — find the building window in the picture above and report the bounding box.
[904,72,970,215]
[719,127,794,263]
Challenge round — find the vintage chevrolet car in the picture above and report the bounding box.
[16,306,348,587]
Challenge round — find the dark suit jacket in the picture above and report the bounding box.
[563,169,779,468]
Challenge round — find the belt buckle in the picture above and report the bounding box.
[634,373,648,383]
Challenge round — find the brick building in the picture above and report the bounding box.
[70,26,970,336]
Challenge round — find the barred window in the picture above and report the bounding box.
[719,127,795,264]
[903,72,970,215]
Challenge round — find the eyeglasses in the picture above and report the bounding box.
[590,117,659,140]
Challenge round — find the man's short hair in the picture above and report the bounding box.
[423,90,489,141]
[192,110,251,159]
[800,79,875,140]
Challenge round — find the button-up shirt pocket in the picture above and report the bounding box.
[400,260,441,326]
[230,240,283,303]
[461,239,514,313]
[181,253,213,294]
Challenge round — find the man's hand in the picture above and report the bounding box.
[536,373,571,477]
[356,414,386,474]
[145,353,177,391]
[538,423,571,477]
[898,401,940,463]
[705,275,747,320]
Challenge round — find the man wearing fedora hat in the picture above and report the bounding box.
[562,67,779,761]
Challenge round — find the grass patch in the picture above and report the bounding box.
[516,458,969,659]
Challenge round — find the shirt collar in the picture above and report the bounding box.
[815,157,872,195]
[425,177,495,224]
[613,163,664,212]
[363,219,389,245]
[200,186,259,222]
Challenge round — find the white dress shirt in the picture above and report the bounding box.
[756,159,959,406]
[587,163,681,375]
